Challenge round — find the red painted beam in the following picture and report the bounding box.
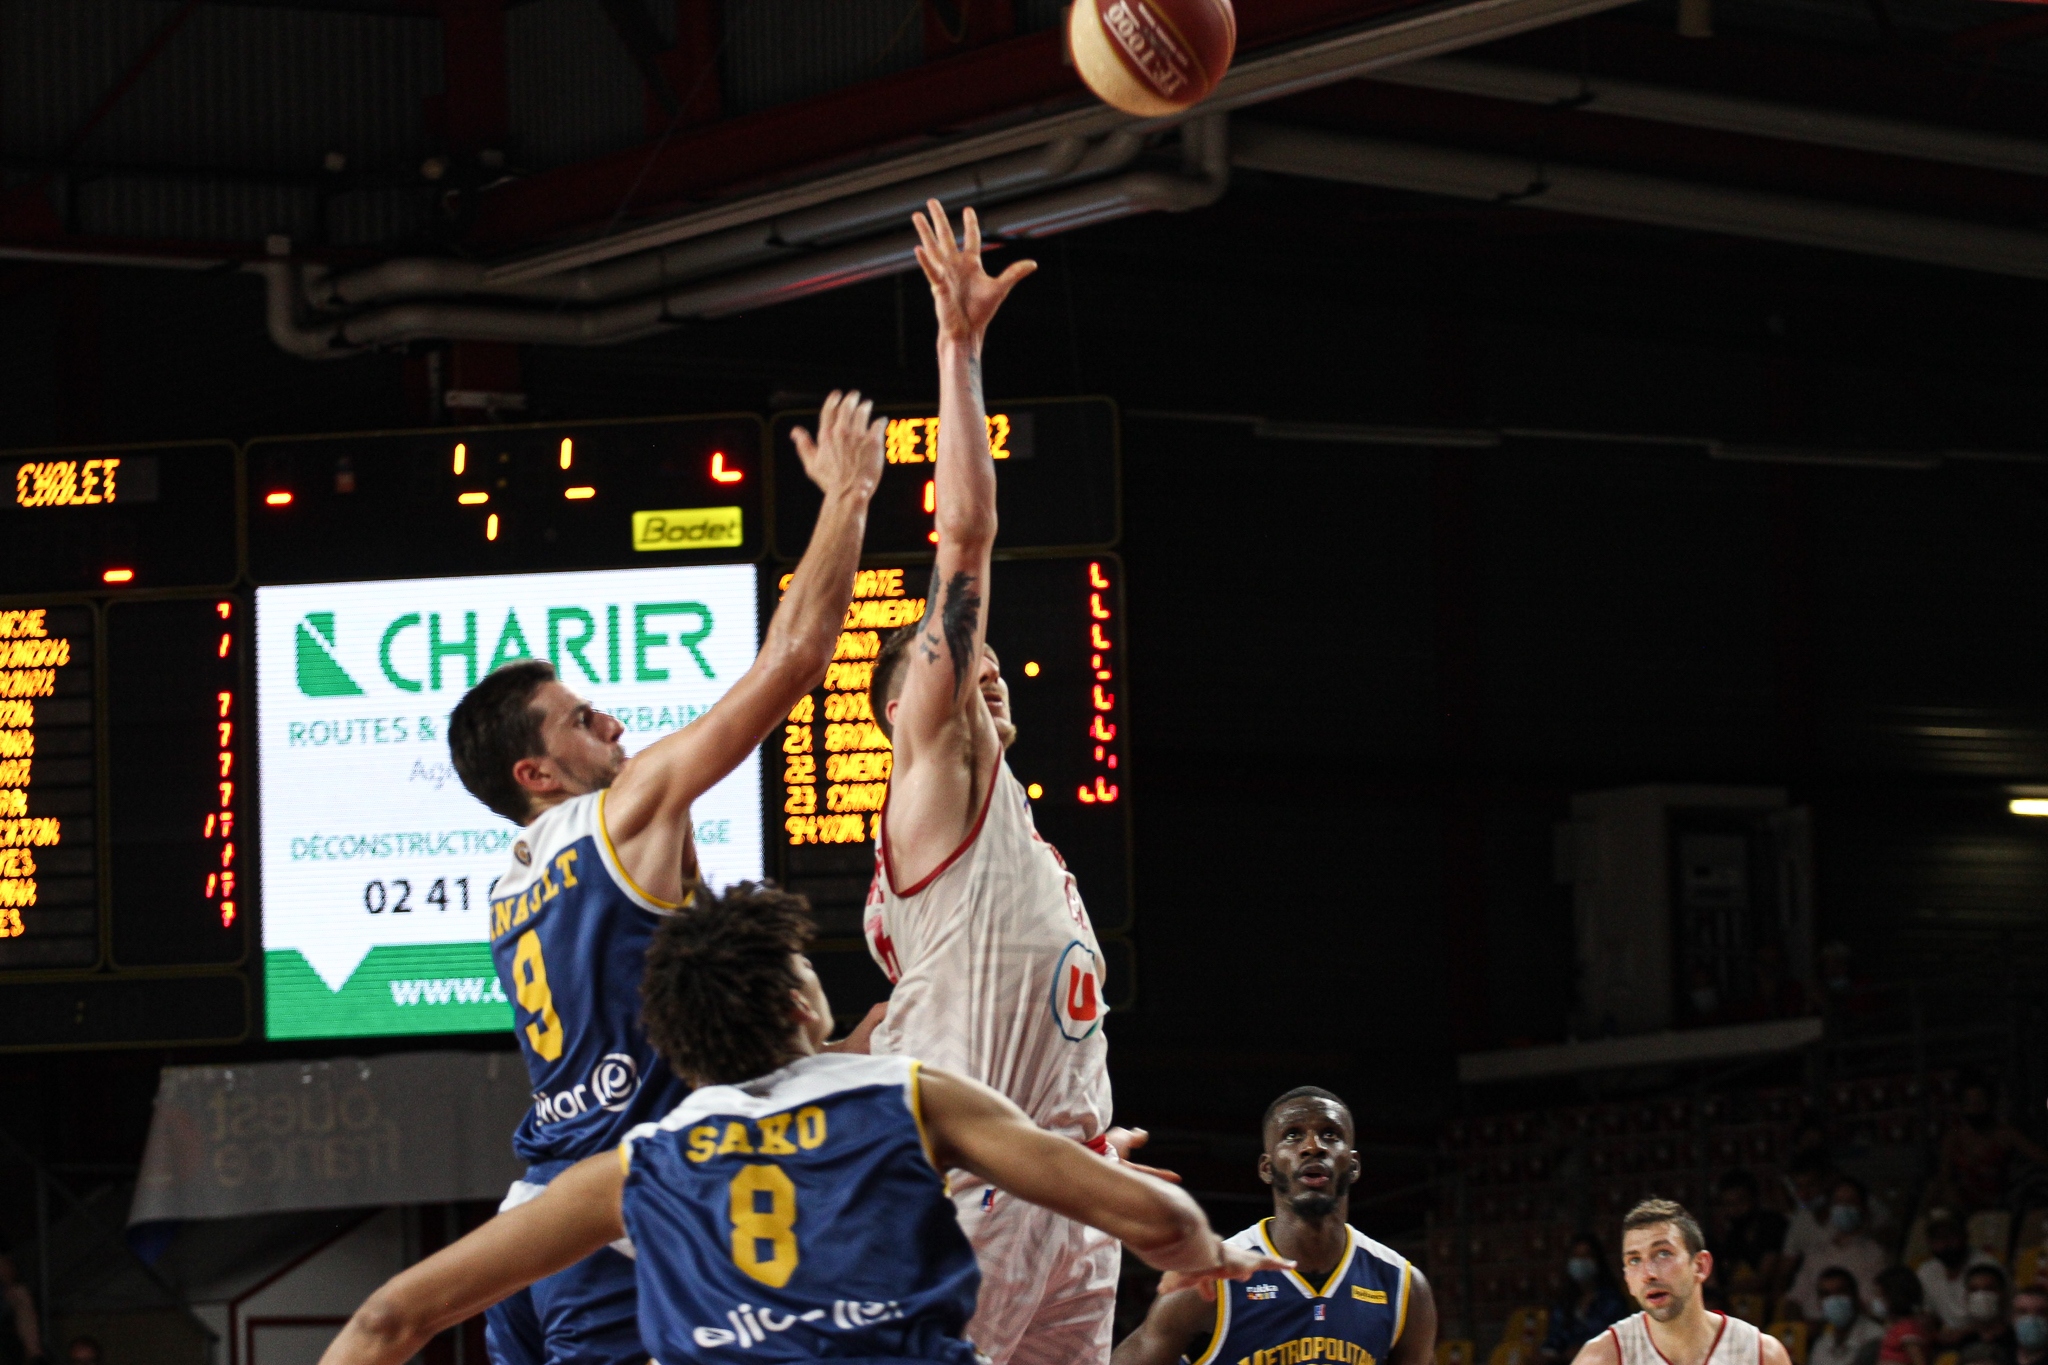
[465,0,1419,253]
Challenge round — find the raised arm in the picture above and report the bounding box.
[918,1064,1286,1281]
[883,204,1035,877]
[319,1153,626,1365]
[605,392,884,902]
[1112,1287,1222,1365]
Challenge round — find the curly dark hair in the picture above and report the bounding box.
[641,882,817,1086]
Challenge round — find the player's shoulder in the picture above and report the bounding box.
[1224,1220,1274,1252]
[643,1054,917,1134]
[1572,1318,1629,1365]
[1349,1225,1411,1270]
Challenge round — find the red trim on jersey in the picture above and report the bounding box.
[1082,1133,1111,1156]
[1638,1312,1730,1365]
[879,761,999,897]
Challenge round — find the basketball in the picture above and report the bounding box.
[1068,0,1237,117]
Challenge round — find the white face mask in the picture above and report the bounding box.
[1967,1291,2003,1323]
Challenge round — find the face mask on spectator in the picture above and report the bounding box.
[1967,1292,2002,1323]
[1822,1296,1858,1328]
[1567,1257,1600,1287]
[2014,1315,2047,1351]
[1830,1204,1863,1233]
[1872,1299,1890,1321]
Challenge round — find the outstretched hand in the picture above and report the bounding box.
[1107,1127,1183,1184]
[1157,1243,1295,1302]
[790,389,886,503]
[822,1002,888,1055]
[912,199,1036,347]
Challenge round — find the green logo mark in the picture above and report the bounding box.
[296,612,364,696]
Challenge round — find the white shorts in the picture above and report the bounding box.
[954,1183,1121,1365]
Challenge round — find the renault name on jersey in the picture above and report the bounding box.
[532,1051,641,1124]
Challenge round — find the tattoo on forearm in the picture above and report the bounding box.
[918,569,982,698]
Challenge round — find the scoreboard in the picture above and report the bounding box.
[0,397,1128,1050]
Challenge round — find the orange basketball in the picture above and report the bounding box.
[1068,0,1236,117]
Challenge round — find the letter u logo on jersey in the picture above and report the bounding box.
[1051,940,1104,1042]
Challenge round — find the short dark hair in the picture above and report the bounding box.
[1262,1086,1352,1135]
[641,882,816,1086]
[869,623,920,740]
[1622,1198,1706,1255]
[1876,1266,1923,1316]
[1832,1175,1868,1203]
[449,660,555,822]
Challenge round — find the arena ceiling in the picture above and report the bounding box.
[5,0,2048,354]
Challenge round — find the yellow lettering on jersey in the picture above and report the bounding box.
[554,848,579,886]
[1353,1287,1387,1304]
[717,1122,754,1155]
[492,901,511,937]
[1249,1339,1374,1365]
[795,1106,827,1149]
[538,866,559,902]
[756,1113,799,1155]
[686,1126,718,1163]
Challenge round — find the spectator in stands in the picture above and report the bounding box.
[1874,1266,1930,1365]
[1938,1076,2048,1215]
[1810,1267,1885,1365]
[1954,1265,2016,1365]
[1782,1152,1839,1306]
[2010,1284,2047,1365]
[1714,1169,1789,1299]
[1786,1178,1891,1321]
[1922,1209,2005,1337]
[62,1339,100,1365]
[1541,1233,1629,1365]
[0,1249,42,1365]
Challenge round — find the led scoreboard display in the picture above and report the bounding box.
[0,400,1129,1050]
[771,398,1119,558]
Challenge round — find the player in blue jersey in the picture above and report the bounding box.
[444,392,888,1365]
[318,884,1288,1365]
[1113,1087,1440,1365]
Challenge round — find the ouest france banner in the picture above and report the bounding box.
[256,564,763,1041]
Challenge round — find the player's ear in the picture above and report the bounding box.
[1257,1152,1274,1187]
[885,696,900,729]
[511,754,554,795]
[1693,1249,1712,1284]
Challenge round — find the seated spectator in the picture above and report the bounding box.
[1782,1151,1839,1302]
[1938,1075,2048,1216]
[2011,1284,2047,1365]
[1786,1178,1892,1322]
[1875,1266,1931,1365]
[1922,1209,2005,1338]
[1541,1233,1630,1365]
[1810,1268,1886,1365]
[1715,1169,1790,1298]
[1955,1266,2016,1365]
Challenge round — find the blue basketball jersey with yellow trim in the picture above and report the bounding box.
[620,1053,981,1365]
[1191,1220,1414,1365]
[488,789,692,1164]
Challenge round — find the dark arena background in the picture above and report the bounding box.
[2,0,2047,1361]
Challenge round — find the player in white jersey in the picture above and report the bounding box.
[859,200,1120,1365]
[1575,1200,1794,1365]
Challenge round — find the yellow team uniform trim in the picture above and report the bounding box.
[906,1061,950,1195]
[1189,1277,1230,1365]
[620,1138,634,1174]
[1390,1260,1413,1346]
[597,788,693,911]
[1354,1287,1388,1304]
[1261,1219,1359,1301]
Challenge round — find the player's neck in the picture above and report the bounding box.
[1644,1298,1722,1365]
[1268,1202,1350,1278]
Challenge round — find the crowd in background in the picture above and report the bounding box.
[1528,1075,2048,1365]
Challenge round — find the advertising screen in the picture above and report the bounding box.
[257,564,764,1040]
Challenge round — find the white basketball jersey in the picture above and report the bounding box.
[863,759,1112,1155]
[1611,1313,1762,1365]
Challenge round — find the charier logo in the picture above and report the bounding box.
[296,612,364,696]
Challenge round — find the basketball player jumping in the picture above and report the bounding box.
[445,391,886,1365]
[1114,1086,1439,1365]
[856,200,1119,1364]
[1574,1200,1793,1365]
[317,885,1288,1365]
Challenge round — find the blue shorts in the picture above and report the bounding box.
[485,1165,645,1365]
